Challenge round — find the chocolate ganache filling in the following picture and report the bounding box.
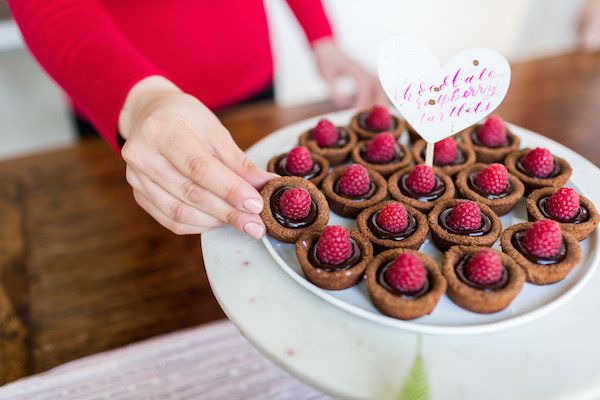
[310,127,350,148]
[470,129,508,148]
[308,239,362,272]
[420,148,466,166]
[367,211,417,241]
[377,261,430,298]
[274,155,322,180]
[438,208,492,237]
[538,197,590,224]
[270,186,317,229]
[334,180,377,201]
[516,157,561,178]
[358,112,397,132]
[468,172,513,199]
[511,230,567,265]
[454,255,509,291]
[399,174,446,201]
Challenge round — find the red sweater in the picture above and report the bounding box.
[7,0,333,153]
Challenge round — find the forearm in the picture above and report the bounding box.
[286,0,334,44]
[7,0,162,153]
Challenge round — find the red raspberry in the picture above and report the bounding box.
[475,163,508,195]
[465,249,504,285]
[384,253,427,293]
[365,105,392,131]
[521,147,554,178]
[312,118,339,147]
[285,146,314,175]
[522,220,562,258]
[365,132,397,163]
[447,201,482,231]
[434,137,458,166]
[377,202,408,233]
[545,187,580,222]
[406,165,435,194]
[316,226,353,265]
[278,188,311,221]
[338,164,371,197]
[477,115,507,147]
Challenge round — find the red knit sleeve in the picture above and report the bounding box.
[286,0,334,44]
[6,0,163,153]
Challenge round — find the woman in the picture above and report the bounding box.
[7,0,385,239]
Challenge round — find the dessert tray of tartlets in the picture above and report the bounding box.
[258,106,600,334]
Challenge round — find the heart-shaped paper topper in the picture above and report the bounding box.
[378,35,511,143]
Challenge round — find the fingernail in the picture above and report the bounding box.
[244,222,265,239]
[243,198,263,214]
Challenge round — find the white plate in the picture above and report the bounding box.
[259,109,599,335]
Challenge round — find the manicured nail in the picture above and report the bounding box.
[243,198,263,214]
[244,222,265,239]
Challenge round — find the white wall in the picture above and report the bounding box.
[266,0,585,107]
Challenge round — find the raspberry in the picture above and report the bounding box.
[522,220,562,258]
[365,105,392,131]
[285,146,314,175]
[447,201,481,231]
[406,165,435,194]
[316,226,353,265]
[384,253,427,293]
[545,187,580,222]
[338,164,370,197]
[477,115,507,147]
[312,118,339,147]
[278,188,311,221]
[434,137,458,166]
[365,132,397,163]
[474,163,508,195]
[521,147,554,178]
[377,202,408,233]
[465,249,504,285]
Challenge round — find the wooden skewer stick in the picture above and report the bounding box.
[425,141,434,167]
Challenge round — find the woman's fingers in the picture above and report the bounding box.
[159,128,266,215]
[131,189,213,235]
[126,165,266,239]
[209,130,276,190]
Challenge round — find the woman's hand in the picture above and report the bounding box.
[119,76,274,238]
[312,38,387,108]
[579,0,600,52]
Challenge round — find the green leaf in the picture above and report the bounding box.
[396,336,430,400]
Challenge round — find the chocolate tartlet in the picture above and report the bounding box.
[388,166,455,213]
[412,139,476,177]
[526,187,600,241]
[296,228,373,290]
[351,141,412,178]
[456,163,525,216]
[356,201,429,252]
[442,246,525,314]
[461,124,520,163]
[298,125,358,166]
[260,176,329,243]
[322,166,387,218]
[366,249,447,320]
[505,148,572,193]
[267,150,329,186]
[500,222,581,285]
[349,109,405,140]
[428,199,502,251]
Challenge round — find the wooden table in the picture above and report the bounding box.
[0,52,599,384]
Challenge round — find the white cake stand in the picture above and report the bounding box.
[203,110,600,400]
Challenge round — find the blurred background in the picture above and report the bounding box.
[0,0,586,158]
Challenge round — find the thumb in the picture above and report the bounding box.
[212,131,277,189]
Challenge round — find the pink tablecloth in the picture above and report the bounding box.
[0,320,330,400]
